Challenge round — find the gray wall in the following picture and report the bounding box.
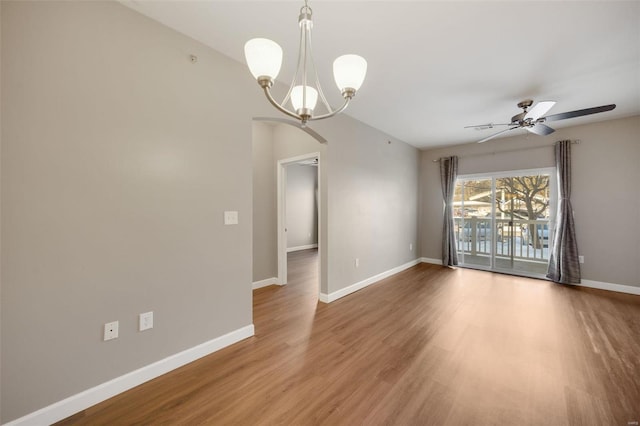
[315,117,420,295]
[286,165,318,250]
[1,1,420,421]
[252,119,421,296]
[251,122,277,282]
[0,1,266,421]
[0,2,3,418]
[419,115,640,288]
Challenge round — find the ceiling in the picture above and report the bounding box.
[122,1,640,149]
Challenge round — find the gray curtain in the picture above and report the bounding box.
[547,140,581,283]
[440,156,458,266]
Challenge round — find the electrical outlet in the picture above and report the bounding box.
[104,321,119,341]
[579,255,585,264]
[355,258,359,268]
[409,243,413,251]
[139,311,153,331]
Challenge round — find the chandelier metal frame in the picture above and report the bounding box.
[244,1,367,126]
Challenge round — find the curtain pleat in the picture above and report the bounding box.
[440,156,458,266]
[547,140,581,283]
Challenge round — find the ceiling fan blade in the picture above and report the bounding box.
[524,101,556,121]
[464,123,512,129]
[477,126,519,143]
[526,123,555,136]
[544,104,616,122]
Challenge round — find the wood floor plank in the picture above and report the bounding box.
[57,250,640,425]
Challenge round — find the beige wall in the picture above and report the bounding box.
[1,1,420,421]
[419,115,640,288]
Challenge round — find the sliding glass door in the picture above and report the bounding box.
[454,168,556,278]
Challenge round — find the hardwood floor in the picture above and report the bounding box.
[59,249,640,425]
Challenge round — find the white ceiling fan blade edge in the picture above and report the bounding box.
[477,126,518,143]
[524,101,556,120]
[526,123,556,136]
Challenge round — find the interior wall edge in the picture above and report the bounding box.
[321,258,422,303]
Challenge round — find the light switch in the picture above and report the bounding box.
[139,311,153,331]
[224,211,239,225]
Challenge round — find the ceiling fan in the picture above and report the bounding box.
[466,100,616,143]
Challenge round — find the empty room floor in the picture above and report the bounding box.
[59,250,640,425]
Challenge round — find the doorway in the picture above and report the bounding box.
[454,168,556,278]
[277,153,321,288]
[251,118,325,299]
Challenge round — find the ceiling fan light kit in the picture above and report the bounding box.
[468,99,616,143]
[244,1,367,126]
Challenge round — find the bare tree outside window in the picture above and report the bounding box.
[496,176,550,248]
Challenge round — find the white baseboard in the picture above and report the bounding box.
[578,279,640,296]
[319,258,421,303]
[420,257,443,265]
[286,244,318,253]
[417,257,639,296]
[5,325,255,426]
[252,277,279,289]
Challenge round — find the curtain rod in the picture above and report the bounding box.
[432,140,581,162]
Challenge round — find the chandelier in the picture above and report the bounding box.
[244,1,367,126]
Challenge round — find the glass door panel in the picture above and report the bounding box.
[454,179,493,268]
[454,170,555,278]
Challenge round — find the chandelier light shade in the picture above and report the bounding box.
[244,38,283,80]
[291,85,319,113]
[333,54,368,93]
[244,1,367,126]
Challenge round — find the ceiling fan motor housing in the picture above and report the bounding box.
[511,112,526,124]
[517,99,534,109]
[511,99,534,124]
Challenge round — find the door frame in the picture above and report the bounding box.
[276,152,321,288]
